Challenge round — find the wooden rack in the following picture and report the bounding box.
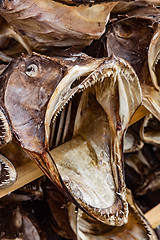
[0,105,159,230]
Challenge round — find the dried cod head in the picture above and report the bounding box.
[0,52,142,226]
[0,0,134,50]
[106,5,160,121]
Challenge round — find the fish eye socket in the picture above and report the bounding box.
[25,64,38,77]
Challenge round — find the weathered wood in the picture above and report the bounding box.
[129,105,149,126]
[145,204,160,229]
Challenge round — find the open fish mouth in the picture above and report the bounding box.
[45,55,141,226]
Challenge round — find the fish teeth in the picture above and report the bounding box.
[52,68,115,124]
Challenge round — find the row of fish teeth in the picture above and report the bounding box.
[102,212,127,226]
[51,60,136,125]
[153,53,160,70]
[0,132,9,138]
[0,122,9,134]
[0,162,10,171]
[0,159,7,164]
[52,94,75,123]
[93,206,125,219]
[52,70,114,123]
[0,113,7,122]
[105,209,124,217]
[0,113,10,140]
[82,69,113,90]
[0,179,11,187]
[0,159,16,181]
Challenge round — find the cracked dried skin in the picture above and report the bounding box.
[0,0,134,49]
[1,52,141,226]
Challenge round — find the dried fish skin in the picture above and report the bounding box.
[0,137,32,169]
[0,0,121,49]
[3,53,67,154]
[111,1,152,14]
[105,6,160,121]
[0,136,34,190]
[106,16,156,76]
[106,5,160,77]
[0,16,31,62]
[85,5,158,59]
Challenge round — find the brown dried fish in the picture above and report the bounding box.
[106,5,160,121]
[0,0,133,50]
[0,1,159,239]
[0,16,31,62]
[0,52,142,226]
